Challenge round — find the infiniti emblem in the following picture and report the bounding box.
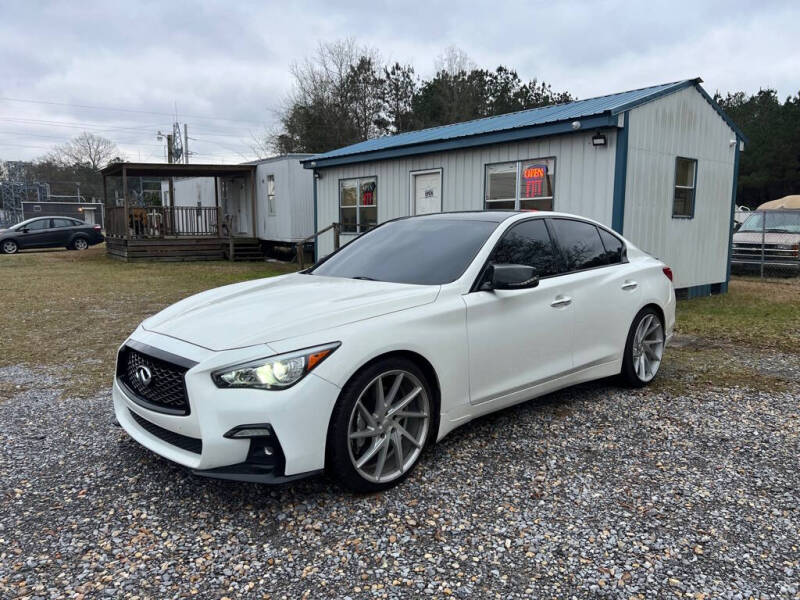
[134,365,153,388]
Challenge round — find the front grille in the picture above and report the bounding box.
[129,409,202,454]
[118,346,190,415]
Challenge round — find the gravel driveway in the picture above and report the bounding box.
[1,364,798,599]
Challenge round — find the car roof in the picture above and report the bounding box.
[396,210,605,224]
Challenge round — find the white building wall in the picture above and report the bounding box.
[255,155,314,243]
[624,86,737,289]
[315,130,619,256]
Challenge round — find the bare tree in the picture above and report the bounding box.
[47,132,120,170]
[434,46,476,75]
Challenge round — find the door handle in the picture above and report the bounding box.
[621,280,639,290]
[550,295,572,308]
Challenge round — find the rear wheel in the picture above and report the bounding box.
[71,237,89,251]
[328,358,432,492]
[2,239,18,254]
[621,307,665,387]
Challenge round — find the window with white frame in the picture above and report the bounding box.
[485,157,555,210]
[340,176,377,233]
[672,157,697,218]
[267,175,276,216]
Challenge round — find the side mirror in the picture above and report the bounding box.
[20,228,29,233]
[480,264,539,291]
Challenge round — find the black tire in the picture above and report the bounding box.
[327,357,434,493]
[1,239,18,254]
[621,306,664,387]
[71,237,89,251]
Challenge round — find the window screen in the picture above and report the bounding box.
[550,219,608,271]
[491,219,559,277]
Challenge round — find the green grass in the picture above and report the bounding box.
[0,246,297,397]
[675,277,800,354]
[0,248,797,398]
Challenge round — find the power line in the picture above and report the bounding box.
[0,115,259,139]
[0,129,165,147]
[0,96,268,125]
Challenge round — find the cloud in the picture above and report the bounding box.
[0,0,796,162]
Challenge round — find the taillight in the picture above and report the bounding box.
[93,225,102,230]
[662,267,673,282]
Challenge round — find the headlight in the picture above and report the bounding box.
[211,342,340,390]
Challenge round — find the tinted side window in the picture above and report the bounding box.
[598,228,625,264]
[52,218,74,228]
[490,219,559,277]
[550,219,608,271]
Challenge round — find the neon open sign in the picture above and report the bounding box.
[522,164,547,197]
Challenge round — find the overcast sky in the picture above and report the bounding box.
[1,0,797,164]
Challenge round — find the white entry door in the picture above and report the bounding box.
[412,170,442,215]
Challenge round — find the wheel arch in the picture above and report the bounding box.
[324,349,442,462]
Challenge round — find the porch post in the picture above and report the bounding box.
[214,176,221,236]
[122,166,128,241]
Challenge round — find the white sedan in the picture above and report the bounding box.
[114,211,675,492]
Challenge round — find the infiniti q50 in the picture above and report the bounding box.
[113,211,675,492]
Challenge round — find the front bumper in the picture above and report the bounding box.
[113,330,342,481]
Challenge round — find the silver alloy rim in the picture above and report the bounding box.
[74,239,88,250]
[2,240,16,254]
[631,313,664,382]
[347,369,430,484]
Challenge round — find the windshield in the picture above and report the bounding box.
[739,211,800,234]
[309,218,500,285]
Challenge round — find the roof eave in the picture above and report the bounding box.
[302,113,619,169]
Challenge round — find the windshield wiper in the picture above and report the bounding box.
[351,276,378,281]
[765,228,791,233]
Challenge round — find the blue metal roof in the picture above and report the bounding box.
[303,78,745,168]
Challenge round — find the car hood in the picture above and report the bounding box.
[141,273,440,351]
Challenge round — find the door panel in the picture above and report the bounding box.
[464,277,573,405]
[19,218,52,247]
[547,218,641,368]
[412,171,442,215]
[554,265,641,368]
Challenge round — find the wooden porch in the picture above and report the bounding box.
[100,162,259,262]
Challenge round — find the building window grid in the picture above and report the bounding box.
[339,176,377,233]
[672,157,697,218]
[267,175,276,216]
[484,157,556,211]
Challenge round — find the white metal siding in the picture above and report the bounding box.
[315,130,618,256]
[624,86,737,288]
[255,157,315,243]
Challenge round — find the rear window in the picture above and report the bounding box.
[310,218,499,285]
[550,219,609,272]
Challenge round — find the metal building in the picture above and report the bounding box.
[166,154,314,245]
[302,78,746,296]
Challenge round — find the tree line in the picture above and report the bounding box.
[715,89,800,207]
[270,41,573,155]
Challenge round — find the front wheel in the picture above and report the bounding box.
[621,307,665,387]
[328,358,433,492]
[2,239,18,254]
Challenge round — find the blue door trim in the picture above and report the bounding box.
[723,136,741,293]
[611,111,629,233]
[312,171,318,262]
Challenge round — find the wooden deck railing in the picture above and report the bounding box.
[106,206,221,239]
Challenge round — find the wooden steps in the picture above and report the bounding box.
[223,238,264,261]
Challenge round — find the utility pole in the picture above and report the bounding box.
[167,134,175,208]
[184,124,189,164]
